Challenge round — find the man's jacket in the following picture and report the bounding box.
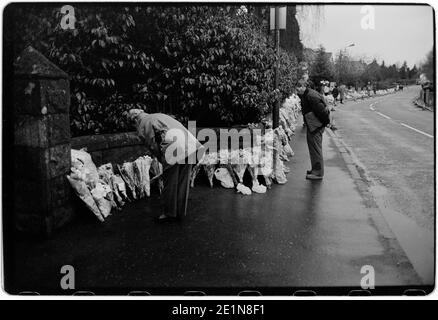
[339,85,346,98]
[299,88,331,127]
[134,112,202,166]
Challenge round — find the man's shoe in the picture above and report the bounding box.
[306,173,323,180]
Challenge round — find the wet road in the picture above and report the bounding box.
[334,86,434,229]
[332,86,434,283]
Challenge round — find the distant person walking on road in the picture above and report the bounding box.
[297,80,331,180]
[339,84,346,104]
[332,85,339,106]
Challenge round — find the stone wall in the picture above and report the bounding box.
[13,47,73,235]
[70,126,263,168]
[71,132,146,167]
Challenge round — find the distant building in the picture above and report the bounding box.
[349,60,367,74]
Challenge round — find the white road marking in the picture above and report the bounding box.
[369,101,433,138]
[401,123,434,138]
[376,112,391,120]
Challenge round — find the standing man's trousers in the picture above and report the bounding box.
[306,127,325,176]
[162,163,192,218]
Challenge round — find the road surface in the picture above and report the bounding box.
[333,85,434,283]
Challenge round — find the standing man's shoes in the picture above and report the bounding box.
[306,173,323,180]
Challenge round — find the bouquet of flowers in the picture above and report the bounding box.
[201,152,219,188]
[133,156,153,198]
[118,162,137,200]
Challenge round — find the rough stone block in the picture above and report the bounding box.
[14,114,46,147]
[102,145,147,166]
[14,79,69,116]
[71,134,109,152]
[106,132,142,148]
[14,46,68,79]
[71,132,142,152]
[47,114,70,146]
[14,176,73,236]
[13,47,72,235]
[15,113,70,148]
[14,146,47,181]
[14,178,48,213]
[15,145,70,181]
[47,144,71,179]
[40,79,70,114]
[48,175,72,209]
[14,79,44,115]
[90,150,103,167]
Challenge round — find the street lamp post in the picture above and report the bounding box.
[273,6,280,129]
[338,43,355,87]
[270,6,286,176]
[270,6,286,129]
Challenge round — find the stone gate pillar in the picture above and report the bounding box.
[14,46,73,236]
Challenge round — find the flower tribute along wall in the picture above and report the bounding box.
[191,94,302,194]
[66,94,301,223]
[12,47,302,232]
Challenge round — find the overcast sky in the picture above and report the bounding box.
[298,4,434,68]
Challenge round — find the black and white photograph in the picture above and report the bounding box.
[1,2,435,296]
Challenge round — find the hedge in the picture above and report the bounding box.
[7,4,300,136]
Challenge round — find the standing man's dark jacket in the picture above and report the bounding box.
[300,88,331,127]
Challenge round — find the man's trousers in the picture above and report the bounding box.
[306,127,325,176]
[162,163,192,218]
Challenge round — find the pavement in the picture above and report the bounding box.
[7,116,424,295]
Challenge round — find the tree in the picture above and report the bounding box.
[388,64,399,79]
[409,65,418,80]
[334,50,366,87]
[361,59,381,84]
[334,50,350,84]
[380,60,388,79]
[399,61,408,79]
[420,49,433,82]
[280,6,304,60]
[6,4,301,135]
[309,45,334,89]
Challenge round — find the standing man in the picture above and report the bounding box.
[332,85,339,107]
[297,80,331,180]
[128,109,203,223]
[339,84,346,104]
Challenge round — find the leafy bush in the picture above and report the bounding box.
[7,4,299,135]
